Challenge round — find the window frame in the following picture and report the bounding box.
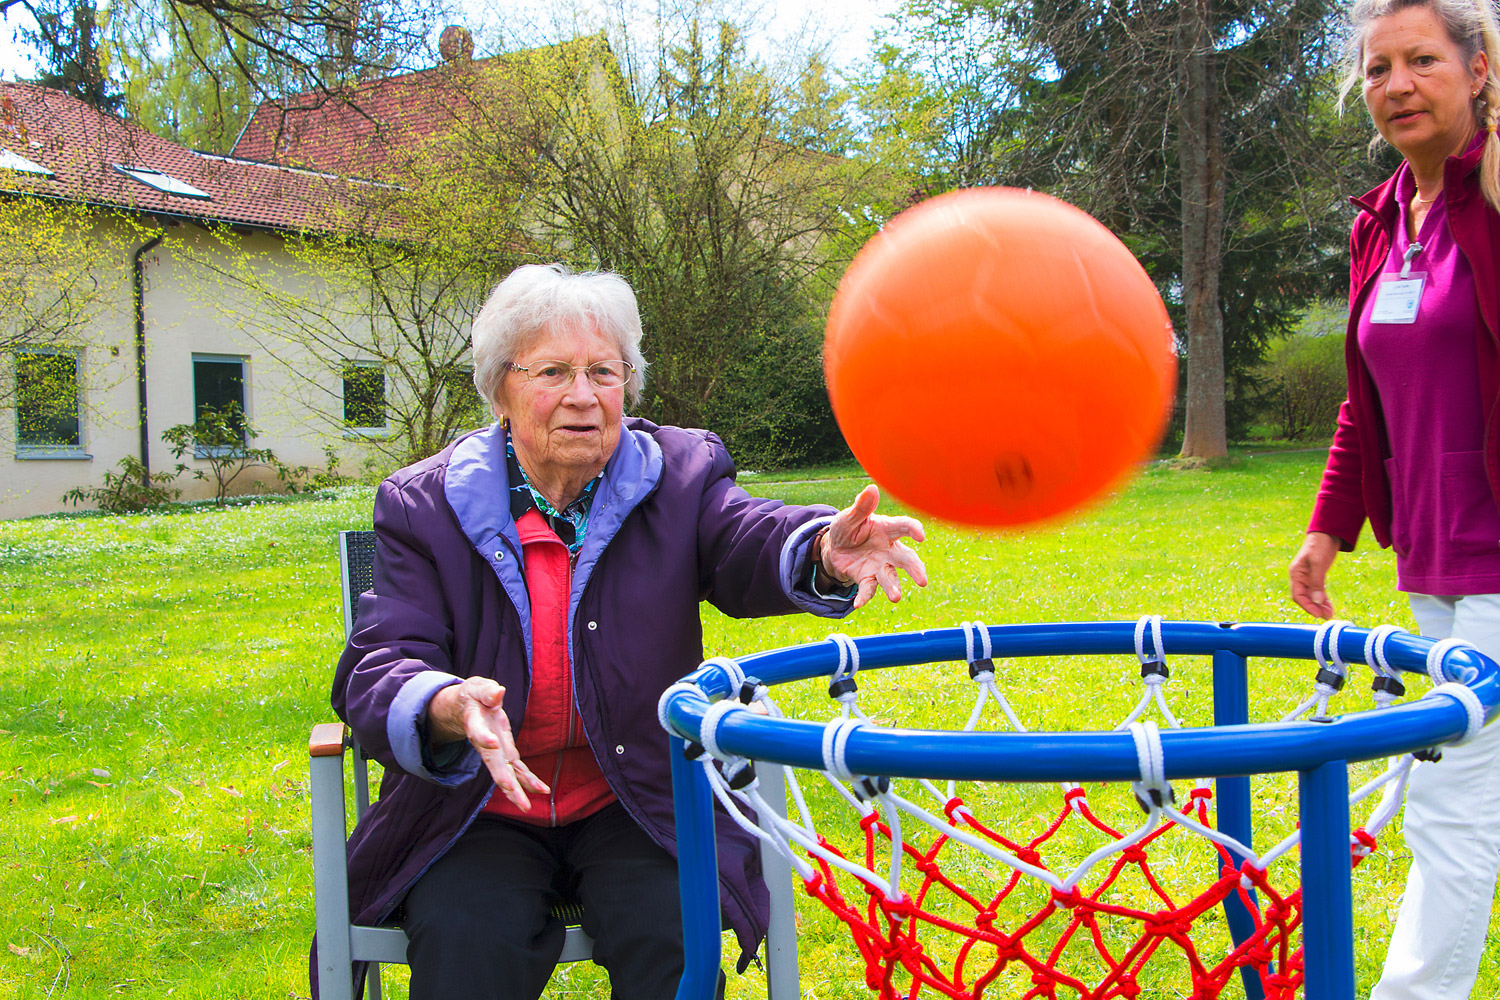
[112,163,211,200]
[1,148,55,178]
[341,359,390,439]
[191,353,248,459]
[13,346,89,460]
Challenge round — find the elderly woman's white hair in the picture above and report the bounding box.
[471,264,648,413]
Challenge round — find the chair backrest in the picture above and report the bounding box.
[339,530,378,639]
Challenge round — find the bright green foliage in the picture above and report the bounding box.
[16,0,450,141]
[1258,331,1347,441]
[513,14,861,468]
[852,0,1030,193]
[340,361,386,430]
[0,198,144,409]
[173,46,550,467]
[60,455,187,512]
[108,1,264,154]
[161,402,284,504]
[5,452,1497,997]
[13,350,80,447]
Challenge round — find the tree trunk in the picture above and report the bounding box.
[1177,0,1228,459]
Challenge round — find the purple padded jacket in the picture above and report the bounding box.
[319,417,851,996]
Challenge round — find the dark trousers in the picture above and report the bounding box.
[401,803,688,1000]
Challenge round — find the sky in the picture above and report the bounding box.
[0,0,903,82]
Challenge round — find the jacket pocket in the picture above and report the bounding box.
[1441,450,1500,555]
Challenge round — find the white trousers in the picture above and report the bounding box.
[1371,593,1500,1000]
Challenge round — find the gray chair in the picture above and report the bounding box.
[310,530,799,1000]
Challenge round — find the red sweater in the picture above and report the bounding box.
[1309,136,1500,551]
[483,509,615,825]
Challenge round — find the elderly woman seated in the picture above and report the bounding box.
[325,264,927,1000]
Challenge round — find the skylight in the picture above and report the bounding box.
[113,164,211,200]
[0,148,54,178]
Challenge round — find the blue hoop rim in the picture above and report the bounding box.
[660,620,1500,783]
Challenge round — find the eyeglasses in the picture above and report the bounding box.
[506,359,634,389]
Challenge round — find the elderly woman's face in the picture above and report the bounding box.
[496,322,626,485]
[1362,6,1489,165]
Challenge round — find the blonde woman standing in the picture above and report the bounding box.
[1288,1,1500,996]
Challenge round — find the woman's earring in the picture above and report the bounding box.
[499,414,510,431]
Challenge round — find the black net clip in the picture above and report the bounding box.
[738,677,763,705]
[1414,746,1444,763]
[1372,675,1407,698]
[1139,657,1169,681]
[852,775,891,802]
[684,741,706,760]
[829,675,858,699]
[968,657,995,680]
[725,759,757,790]
[1315,667,1346,692]
[1132,783,1176,814]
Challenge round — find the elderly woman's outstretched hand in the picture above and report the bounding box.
[428,677,551,809]
[818,484,928,609]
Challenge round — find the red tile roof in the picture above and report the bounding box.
[0,82,380,234]
[231,38,604,180]
[233,63,479,178]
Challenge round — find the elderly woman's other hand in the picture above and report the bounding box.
[428,678,551,808]
[818,484,928,609]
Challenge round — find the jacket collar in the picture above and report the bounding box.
[1350,133,1487,225]
[444,418,663,559]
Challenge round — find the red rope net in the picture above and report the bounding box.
[797,784,1378,1000]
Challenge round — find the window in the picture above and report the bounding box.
[113,164,211,200]
[0,148,54,178]
[15,349,84,456]
[193,354,246,456]
[343,361,387,433]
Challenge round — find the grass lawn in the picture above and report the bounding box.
[2,451,1492,998]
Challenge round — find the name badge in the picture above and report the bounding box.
[1370,273,1426,324]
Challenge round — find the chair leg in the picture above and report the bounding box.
[367,963,383,1000]
[311,737,356,1000]
[758,763,799,1000]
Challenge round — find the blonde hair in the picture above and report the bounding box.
[1339,0,1500,213]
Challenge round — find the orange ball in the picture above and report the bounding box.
[824,188,1176,528]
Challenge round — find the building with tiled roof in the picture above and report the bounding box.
[230,34,605,182]
[0,69,499,518]
[1,31,620,519]
[0,82,378,234]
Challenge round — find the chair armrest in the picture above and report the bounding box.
[310,722,348,758]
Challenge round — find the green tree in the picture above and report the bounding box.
[0,196,143,409]
[180,66,531,466]
[512,9,864,465]
[8,0,448,147]
[879,0,1376,456]
[109,2,265,154]
[162,401,283,503]
[1258,330,1347,441]
[13,0,119,109]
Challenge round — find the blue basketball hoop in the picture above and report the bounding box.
[658,620,1500,1000]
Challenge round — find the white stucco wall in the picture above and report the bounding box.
[2,215,433,519]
